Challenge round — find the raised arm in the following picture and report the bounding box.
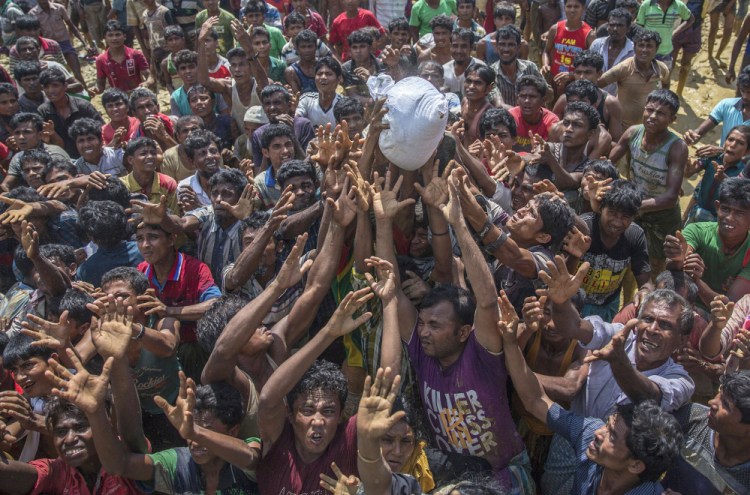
[197,18,232,95]
[440,174,502,352]
[86,298,149,453]
[539,255,595,344]
[364,257,402,374]
[155,372,261,470]
[414,159,455,284]
[497,292,555,423]
[224,192,294,291]
[21,220,69,296]
[258,288,374,453]
[356,368,405,495]
[201,233,312,387]
[582,320,663,404]
[371,170,418,341]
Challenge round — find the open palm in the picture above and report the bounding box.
[48,350,112,415]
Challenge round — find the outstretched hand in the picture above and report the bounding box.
[274,232,314,289]
[583,319,637,364]
[154,371,197,441]
[538,255,590,305]
[87,296,135,360]
[47,349,114,415]
[323,287,374,339]
[356,367,404,440]
[363,257,398,303]
[496,290,519,344]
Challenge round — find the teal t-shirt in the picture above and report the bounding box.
[142,443,260,494]
[683,222,750,304]
[409,0,457,37]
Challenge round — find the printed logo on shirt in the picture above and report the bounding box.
[127,58,136,76]
[422,383,498,456]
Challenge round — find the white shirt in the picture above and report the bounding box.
[442,57,485,94]
[178,173,211,206]
[295,92,342,128]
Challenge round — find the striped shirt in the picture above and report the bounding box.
[490,58,546,107]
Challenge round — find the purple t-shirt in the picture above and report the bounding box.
[407,327,525,489]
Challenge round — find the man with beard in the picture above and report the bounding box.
[138,168,252,285]
[489,25,547,108]
[177,130,222,209]
[251,84,314,167]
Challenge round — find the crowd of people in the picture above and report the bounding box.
[0,0,748,493]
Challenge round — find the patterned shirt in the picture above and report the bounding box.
[29,2,73,41]
[490,58,546,107]
[187,206,244,284]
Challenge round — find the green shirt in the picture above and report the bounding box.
[636,0,692,55]
[409,0,457,37]
[268,56,287,83]
[683,222,750,305]
[266,23,286,59]
[195,8,236,56]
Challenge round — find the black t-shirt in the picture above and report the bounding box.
[579,212,651,306]
[494,245,553,315]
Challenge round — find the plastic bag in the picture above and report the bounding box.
[376,77,449,171]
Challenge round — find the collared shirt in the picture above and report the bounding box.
[254,166,281,210]
[589,36,635,95]
[598,57,670,127]
[187,206,243,283]
[177,172,211,206]
[75,147,127,176]
[490,58,545,107]
[138,252,221,342]
[571,315,695,419]
[95,46,150,93]
[38,96,105,159]
[546,403,666,495]
[121,172,179,213]
[9,37,67,74]
[194,8,235,54]
[709,97,750,145]
[29,2,72,41]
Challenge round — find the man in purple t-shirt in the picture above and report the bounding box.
[372,174,532,493]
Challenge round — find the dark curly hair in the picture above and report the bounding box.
[194,382,245,427]
[286,360,347,412]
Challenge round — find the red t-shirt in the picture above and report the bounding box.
[138,253,220,343]
[257,416,359,495]
[134,113,175,139]
[329,8,384,60]
[550,20,592,77]
[96,46,150,93]
[102,116,141,146]
[509,106,560,153]
[29,458,144,495]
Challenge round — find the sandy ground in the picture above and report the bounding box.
[2,20,739,207]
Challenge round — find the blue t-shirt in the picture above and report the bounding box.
[76,240,144,287]
[709,97,750,145]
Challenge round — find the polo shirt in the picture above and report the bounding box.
[251,116,315,166]
[96,46,150,92]
[254,166,282,210]
[709,97,750,145]
[74,147,127,176]
[138,252,221,342]
[28,457,143,495]
[121,172,179,214]
[636,0,692,55]
[38,96,105,159]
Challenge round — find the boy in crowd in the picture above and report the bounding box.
[38,68,104,159]
[95,20,151,94]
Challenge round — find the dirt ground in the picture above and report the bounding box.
[3,19,739,207]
